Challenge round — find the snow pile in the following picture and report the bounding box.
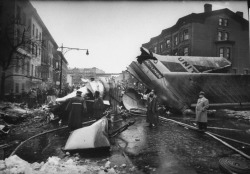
[224,110,250,120]
[0,155,120,174]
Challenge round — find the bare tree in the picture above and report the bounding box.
[0,17,43,100]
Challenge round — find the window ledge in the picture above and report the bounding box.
[214,40,235,44]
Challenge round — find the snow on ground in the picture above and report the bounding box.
[0,155,124,174]
[223,110,250,120]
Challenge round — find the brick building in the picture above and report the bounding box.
[53,51,68,87]
[0,0,60,97]
[142,4,249,74]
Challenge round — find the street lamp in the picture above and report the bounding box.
[58,44,89,95]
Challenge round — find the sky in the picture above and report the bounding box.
[31,1,248,73]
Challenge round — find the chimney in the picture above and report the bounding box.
[204,4,212,13]
[236,11,243,18]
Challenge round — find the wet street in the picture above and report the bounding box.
[6,111,250,174]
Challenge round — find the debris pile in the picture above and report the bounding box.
[0,102,56,135]
[222,110,250,121]
[0,154,137,174]
[0,102,30,124]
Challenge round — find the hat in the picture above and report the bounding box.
[199,91,205,95]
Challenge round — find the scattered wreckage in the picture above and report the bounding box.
[127,47,250,113]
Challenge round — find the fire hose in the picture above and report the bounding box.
[9,119,96,157]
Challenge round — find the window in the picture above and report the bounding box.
[226,47,230,59]
[219,18,229,27]
[15,83,19,93]
[56,61,59,69]
[22,59,25,74]
[35,44,38,57]
[15,59,20,73]
[32,43,35,54]
[184,47,189,56]
[32,24,35,36]
[174,35,178,46]
[39,48,41,56]
[219,48,224,57]
[36,29,38,39]
[218,31,222,41]
[39,33,41,41]
[224,19,228,26]
[219,18,223,26]
[166,39,171,48]
[31,64,34,76]
[244,70,249,75]
[160,44,163,52]
[154,46,157,53]
[27,61,30,75]
[224,32,229,40]
[179,33,183,42]
[183,30,189,40]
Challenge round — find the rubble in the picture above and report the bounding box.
[219,109,250,121]
[0,155,123,174]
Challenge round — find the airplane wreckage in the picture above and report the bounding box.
[127,47,250,114]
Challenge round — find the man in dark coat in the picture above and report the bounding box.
[146,90,159,127]
[66,91,87,131]
[93,91,104,120]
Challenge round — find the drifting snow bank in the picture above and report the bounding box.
[0,155,118,174]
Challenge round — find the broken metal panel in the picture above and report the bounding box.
[56,80,105,102]
[122,88,145,111]
[138,47,231,73]
[126,64,145,85]
[64,117,110,150]
[163,72,250,111]
[129,59,186,111]
[128,47,249,113]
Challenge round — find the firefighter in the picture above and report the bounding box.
[66,91,87,131]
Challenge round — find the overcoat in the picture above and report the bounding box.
[195,97,209,123]
[66,96,87,130]
[146,96,159,124]
[93,97,104,119]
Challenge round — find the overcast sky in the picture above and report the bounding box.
[31,1,248,73]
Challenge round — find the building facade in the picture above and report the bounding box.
[67,67,105,86]
[53,51,68,88]
[0,0,61,96]
[142,4,249,74]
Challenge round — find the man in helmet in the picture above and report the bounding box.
[66,90,87,131]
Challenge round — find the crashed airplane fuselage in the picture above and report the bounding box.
[127,47,250,113]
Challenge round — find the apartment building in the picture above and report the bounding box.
[0,0,60,96]
[142,4,249,74]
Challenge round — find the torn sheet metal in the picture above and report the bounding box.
[137,47,231,73]
[64,117,110,150]
[122,88,146,111]
[128,47,250,113]
[56,80,105,102]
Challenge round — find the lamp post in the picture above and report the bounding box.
[59,44,89,95]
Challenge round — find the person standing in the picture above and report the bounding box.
[66,91,87,131]
[195,91,209,131]
[93,91,104,120]
[146,90,159,127]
